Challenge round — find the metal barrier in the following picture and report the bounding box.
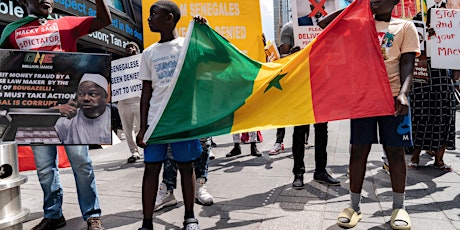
[0,142,29,230]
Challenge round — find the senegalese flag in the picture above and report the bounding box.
[144,0,394,144]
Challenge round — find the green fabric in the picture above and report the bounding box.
[148,22,262,144]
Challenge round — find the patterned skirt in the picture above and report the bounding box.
[410,65,456,151]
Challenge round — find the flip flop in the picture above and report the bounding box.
[337,207,362,228]
[390,209,411,230]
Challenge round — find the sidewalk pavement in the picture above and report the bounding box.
[19,113,460,230]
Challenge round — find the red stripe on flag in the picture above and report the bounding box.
[309,0,394,123]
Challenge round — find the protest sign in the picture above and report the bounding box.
[430,9,460,69]
[264,40,280,62]
[111,54,142,102]
[292,0,337,48]
[142,0,266,62]
[0,49,111,145]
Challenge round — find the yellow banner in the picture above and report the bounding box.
[142,0,265,61]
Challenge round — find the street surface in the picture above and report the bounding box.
[19,115,460,229]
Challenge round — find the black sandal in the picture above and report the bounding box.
[183,218,200,230]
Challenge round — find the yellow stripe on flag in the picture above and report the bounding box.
[232,43,316,133]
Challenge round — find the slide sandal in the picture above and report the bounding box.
[337,207,362,228]
[390,209,411,230]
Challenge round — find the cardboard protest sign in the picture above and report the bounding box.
[0,49,111,145]
[430,9,460,69]
[264,40,280,62]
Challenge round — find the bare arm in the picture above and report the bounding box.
[136,80,153,147]
[89,0,112,33]
[317,9,344,29]
[395,52,416,115]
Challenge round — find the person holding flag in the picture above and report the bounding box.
[318,0,420,228]
[136,1,208,229]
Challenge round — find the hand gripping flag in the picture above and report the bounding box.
[144,0,394,144]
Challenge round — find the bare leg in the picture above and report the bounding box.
[434,145,447,166]
[349,144,372,193]
[141,162,162,229]
[409,148,422,169]
[177,162,196,218]
[384,146,406,193]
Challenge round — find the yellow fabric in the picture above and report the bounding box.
[375,18,421,96]
[232,43,316,133]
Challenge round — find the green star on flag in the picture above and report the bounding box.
[264,72,287,93]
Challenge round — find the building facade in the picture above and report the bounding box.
[273,0,291,45]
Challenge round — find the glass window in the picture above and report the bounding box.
[107,0,124,11]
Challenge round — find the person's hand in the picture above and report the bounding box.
[54,99,77,119]
[136,127,147,148]
[289,46,301,54]
[394,94,409,116]
[427,28,436,37]
[193,15,207,24]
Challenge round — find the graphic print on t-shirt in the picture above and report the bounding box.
[15,22,62,51]
[153,53,179,84]
[377,29,394,60]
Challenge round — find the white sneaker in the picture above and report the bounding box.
[269,143,284,155]
[154,183,177,211]
[195,178,214,205]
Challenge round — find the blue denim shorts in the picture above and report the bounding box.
[350,113,413,147]
[144,139,202,163]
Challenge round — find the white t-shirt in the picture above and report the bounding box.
[138,37,185,124]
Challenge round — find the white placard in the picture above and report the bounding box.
[430,9,460,70]
[291,0,338,48]
[111,54,143,102]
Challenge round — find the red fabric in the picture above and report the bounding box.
[392,0,417,19]
[257,131,263,142]
[18,146,71,172]
[240,131,263,143]
[8,16,93,52]
[309,0,394,123]
[240,133,249,143]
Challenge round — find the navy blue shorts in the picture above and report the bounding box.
[144,139,202,163]
[350,112,413,147]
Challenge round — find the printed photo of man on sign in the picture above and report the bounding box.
[0,49,111,145]
[292,0,336,48]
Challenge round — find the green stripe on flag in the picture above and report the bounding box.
[148,22,263,144]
